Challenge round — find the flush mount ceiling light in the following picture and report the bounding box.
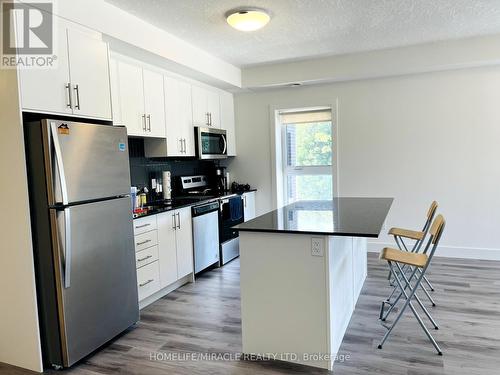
[226,8,270,32]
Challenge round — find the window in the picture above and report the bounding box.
[280,108,334,204]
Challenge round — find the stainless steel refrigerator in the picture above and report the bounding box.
[24,119,139,369]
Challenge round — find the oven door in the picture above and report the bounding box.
[219,196,244,243]
[196,127,227,159]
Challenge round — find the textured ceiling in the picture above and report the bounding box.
[106,0,500,67]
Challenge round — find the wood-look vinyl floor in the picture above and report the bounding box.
[2,253,500,375]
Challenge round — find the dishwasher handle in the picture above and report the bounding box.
[192,201,220,217]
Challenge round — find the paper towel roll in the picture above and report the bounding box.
[162,171,171,200]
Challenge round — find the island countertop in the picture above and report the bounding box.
[233,197,393,237]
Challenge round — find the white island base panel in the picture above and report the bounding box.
[239,231,367,370]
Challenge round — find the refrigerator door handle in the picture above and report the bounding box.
[50,122,69,205]
[64,208,72,288]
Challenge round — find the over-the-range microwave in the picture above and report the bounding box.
[195,126,227,159]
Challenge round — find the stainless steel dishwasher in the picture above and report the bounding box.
[192,201,220,274]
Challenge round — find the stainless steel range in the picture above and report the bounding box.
[178,175,244,270]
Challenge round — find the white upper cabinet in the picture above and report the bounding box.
[109,58,122,124]
[19,21,72,115]
[115,59,145,136]
[110,55,235,155]
[143,69,166,138]
[66,28,112,119]
[19,19,112,120]
[191,85,221,128]
[207,90,221,128]
[112,56,166,138]
[164,76,195,156]
[220,92,237,156]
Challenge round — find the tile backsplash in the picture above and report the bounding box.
[128,138,218,192]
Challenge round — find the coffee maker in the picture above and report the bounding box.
[215,166,227,194]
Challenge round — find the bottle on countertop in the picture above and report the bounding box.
[139,187,148,207]
[130,186,137,211]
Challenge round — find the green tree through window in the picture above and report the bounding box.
[285,120,333,203]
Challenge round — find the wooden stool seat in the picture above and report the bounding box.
[380,247,428,268]
[388,227,424,240]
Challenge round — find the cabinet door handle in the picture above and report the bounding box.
[135,223,150,229]
[136,239,151,246]
[137,255,153,262]
[142,114,146,131]
[209,112,212,126]
[176,212,181,229]
[172,213,176,229]
[139,279,154,287]
[183,139,187,153]
[73,84,81,110]
[206,112,210,126]
[147,114,151,131]
[65,83,73,109]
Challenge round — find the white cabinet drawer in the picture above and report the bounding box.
[137,261,161,301]
[134,230,158,252]
[133,215,157,235]
[136,246,159,269]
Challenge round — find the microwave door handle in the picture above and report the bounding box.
[221,134,227,154]
[50,122,69,205]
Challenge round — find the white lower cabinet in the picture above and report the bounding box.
[157,211,178,288]
[153,206,194,295]
[175,207,194,279]
[135,245,159,269]
[137,261,161,301]
[134,209,194,304]
[243,192,256,222]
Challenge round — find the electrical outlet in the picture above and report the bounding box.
[311,237,324,257]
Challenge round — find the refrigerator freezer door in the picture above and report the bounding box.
[48,120,131,204]
[54,197,138,366]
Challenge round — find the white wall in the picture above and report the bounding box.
[0,68,43,371]
[229,66,500,260]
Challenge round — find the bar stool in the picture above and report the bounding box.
[378,214,446,354]
[389,200,438,253]
[386,201,438,304]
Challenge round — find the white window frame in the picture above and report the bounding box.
[269,103,339,209]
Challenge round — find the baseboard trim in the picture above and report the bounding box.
[139,273,194,310]
[367,241,500,261]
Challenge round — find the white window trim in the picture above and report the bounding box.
[269,102,339,209]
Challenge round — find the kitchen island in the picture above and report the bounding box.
[233,198,393,370]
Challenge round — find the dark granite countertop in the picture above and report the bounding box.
[133,189,257,219]
[133,198,203,219]
[233,197,393,237]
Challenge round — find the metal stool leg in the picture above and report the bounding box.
[395,263,438,329]
[382,265,435,321]
[378,262,442,355]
